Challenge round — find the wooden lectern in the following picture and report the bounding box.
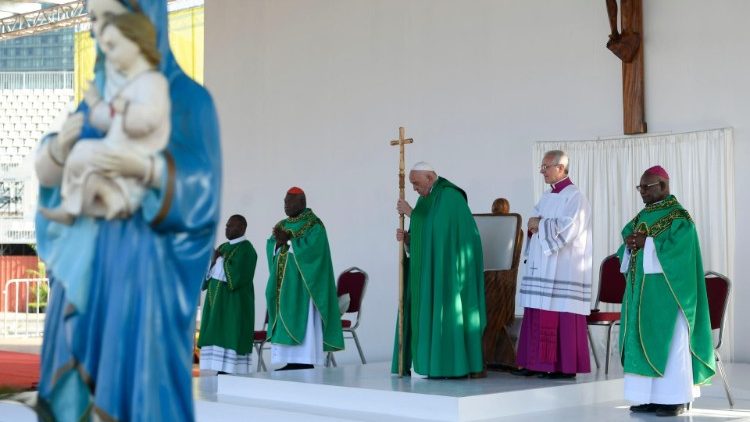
[473,213,524,369]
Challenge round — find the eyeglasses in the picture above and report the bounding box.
[540,163,559,171]
[635,182,660,192]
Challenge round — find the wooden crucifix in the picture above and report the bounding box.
[606,0,647,134]
[390,126,413,377]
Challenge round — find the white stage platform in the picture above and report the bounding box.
[2,362,748,421]
[189,361,742,422]
[203,362,623,421]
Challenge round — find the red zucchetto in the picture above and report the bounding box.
[644,165,669,180]
[287,186,305,195]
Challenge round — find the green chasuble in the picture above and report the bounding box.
[265,209,344,352]
[391,177,487,377]
[617,195,715,384]
[198,239,257,355]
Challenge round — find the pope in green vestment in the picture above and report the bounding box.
[198,216,258,358]
[265,193,344,355]
[618,186,715,386]
[393,164,486,377]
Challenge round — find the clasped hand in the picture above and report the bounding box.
[273,225,291,247]
[527,216,541,234]
[625,232,646,251]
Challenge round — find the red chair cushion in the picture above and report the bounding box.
[599,255,626,304]
[253,331,267,341]
[341,319,352,328]
[337,271,366,312]
[587,311,621,323]
[705,275,729,330]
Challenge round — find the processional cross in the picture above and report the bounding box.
[605,0,646,134]
[390,126,413,377]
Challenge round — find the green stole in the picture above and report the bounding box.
[391,177,487,377]
[198,239,257,355]
[617,195,715,384]
[265,209,344,352]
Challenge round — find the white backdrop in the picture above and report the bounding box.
[532,128,735,360]
[205,0,750,364]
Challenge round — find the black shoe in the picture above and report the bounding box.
[217,371,229,375]
[276,363,314,371]
[548,372,576,379]
[630,403,659,413]
[655,403,686,417]
[293,363,314,370]
[510,368,541,377]
[537,371,576,379]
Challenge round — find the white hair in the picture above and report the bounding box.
[545,150,569,173]
[411,161,437,174]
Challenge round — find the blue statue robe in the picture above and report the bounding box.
[36,2,221,421]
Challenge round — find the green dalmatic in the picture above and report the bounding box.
[265,209,344,352]
[617,195,715,384]
[198,240,257,355]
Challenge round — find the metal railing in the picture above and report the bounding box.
[0,71,74,89]
[1,277,48,337]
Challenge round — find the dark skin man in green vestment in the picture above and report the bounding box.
[198,214,257,374]
[266,188,344,370]
[619,167,715,417]
[393,163,486,378]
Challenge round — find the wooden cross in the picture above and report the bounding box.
[390,126,413,377]
[606,0,647,134]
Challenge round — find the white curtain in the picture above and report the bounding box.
[532,128,735,362]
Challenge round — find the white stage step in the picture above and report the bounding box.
[206,362,624,421]
[195,362,750,421]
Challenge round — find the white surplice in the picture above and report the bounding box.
[519,182,593,315]
[271,298,326,366]
[270,244,326,366]
[621,238,701,405]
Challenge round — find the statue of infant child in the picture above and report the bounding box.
[40,11,169,224]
